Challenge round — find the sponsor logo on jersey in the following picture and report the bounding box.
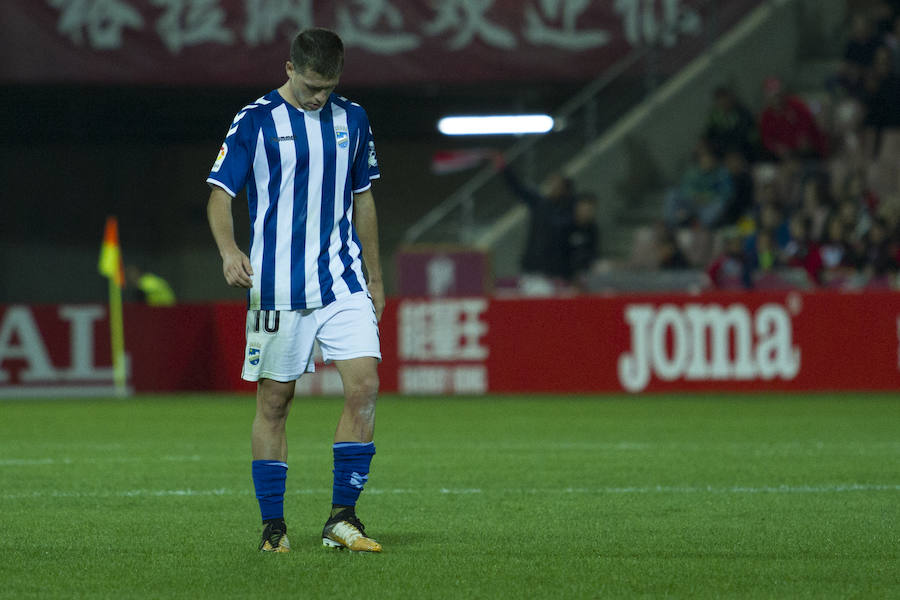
[212,143,227,172]
[367,140,378,168]
[335,126,349,149]
[617,302,800,392]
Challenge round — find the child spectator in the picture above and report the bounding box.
[707,229,750,288]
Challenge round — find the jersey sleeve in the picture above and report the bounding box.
[350,108,381,194]
[206,110,256,198]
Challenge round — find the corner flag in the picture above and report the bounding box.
[98,216,127,395]
[99,216,125,286]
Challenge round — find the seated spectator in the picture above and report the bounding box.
[663,138,733,229]
[746,229,779,276]
[746,201,791,252]
[707,229,750,289]
[883,15,900,74]
[654,223,691,270]
[862,45,900,133]
[859,216,900,278]
[819,215,859,282]
[872,1,900,37]
[704,86,760,160]
[780,214,824,284]
[832,13,881,98]
[721,150,755,225]
[799,174,833,242]
[759,76,830,160]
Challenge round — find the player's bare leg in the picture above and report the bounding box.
[334,357,379,443]
[252,378,295,552]
[252,378,295,461]
[322,357,382,552]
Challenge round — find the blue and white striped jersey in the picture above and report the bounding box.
[207,90,380,310]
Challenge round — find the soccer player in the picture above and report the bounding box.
[206,28,384,553]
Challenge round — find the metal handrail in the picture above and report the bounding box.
[402,47,649,245]
[401,0,744,246]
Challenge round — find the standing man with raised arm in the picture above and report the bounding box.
[206,28,385,553]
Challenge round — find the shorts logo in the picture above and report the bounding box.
[248,347,260,366]
[212,143,227,172]
[335,126,349,149]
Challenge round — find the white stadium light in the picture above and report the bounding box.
[437,114,555,136]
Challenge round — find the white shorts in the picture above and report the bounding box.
[241,292,381,383]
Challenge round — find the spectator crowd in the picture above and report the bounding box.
[641,0,900,291]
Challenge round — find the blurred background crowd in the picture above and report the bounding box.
[1,0,895,303]
[620,0,900,292]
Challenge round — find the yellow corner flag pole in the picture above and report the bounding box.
[98,216,127,396]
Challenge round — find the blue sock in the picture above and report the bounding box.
[251,460,287,522]
[332,442,375,507]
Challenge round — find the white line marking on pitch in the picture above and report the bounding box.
[0,455,204,466]
[1,484,897,501]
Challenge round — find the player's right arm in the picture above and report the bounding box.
[207,186,253,288]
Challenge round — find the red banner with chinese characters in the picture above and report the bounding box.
[0,1,758,86]
[2,291,900,397]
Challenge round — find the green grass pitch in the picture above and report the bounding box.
[1,393,897,599]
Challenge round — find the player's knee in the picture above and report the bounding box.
[345,373,379,406]
[257,389,291,423]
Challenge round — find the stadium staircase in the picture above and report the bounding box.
[402,0,846,290]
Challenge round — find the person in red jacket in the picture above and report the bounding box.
[759,77,829,160]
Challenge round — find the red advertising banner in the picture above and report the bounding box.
[394,245,491,297]
[2,291,900,397]
[0,1,757,86]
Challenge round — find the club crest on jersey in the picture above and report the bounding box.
[248,346,260,366]
[368,140,378,167]
[212,143,227,172]
[335,126,349,149]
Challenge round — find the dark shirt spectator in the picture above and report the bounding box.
[704,87,759,160]
[860,217,899,276]
[863,45,900,129]
[831,14,881,98]
[655,224,690,269]
[501,165,575,280]
[845,14,881,68]
[721,150,754,225]
[566,194,600,282]
[883,15,900,74]
[759,77,829,160]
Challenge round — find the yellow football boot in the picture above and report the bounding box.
[322,509,382,552]
[259,521,290,553]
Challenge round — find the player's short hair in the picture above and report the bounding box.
[290,28,344,78]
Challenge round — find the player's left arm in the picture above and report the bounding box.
[353,189,385,321]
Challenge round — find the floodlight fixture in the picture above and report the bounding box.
[437,114,555,136]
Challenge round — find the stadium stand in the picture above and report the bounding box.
[603,0,900,293]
